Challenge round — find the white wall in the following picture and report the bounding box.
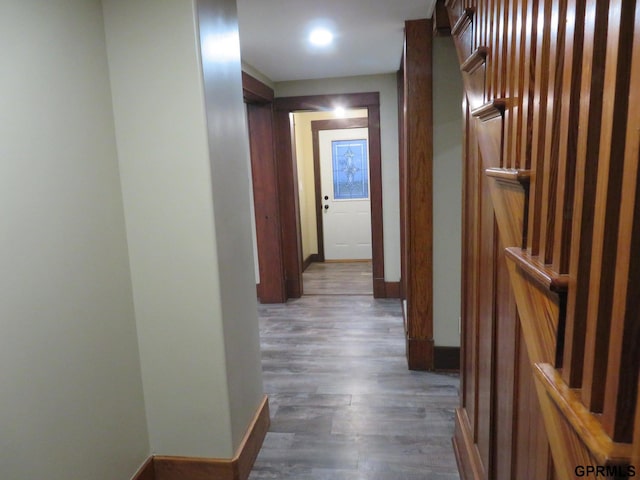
[276,74,401,281]
[433,36,463,347]
[198,0,265,450]
[103,0,263,458]
[0,1,149,479]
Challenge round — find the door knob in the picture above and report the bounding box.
[324,205,329,210]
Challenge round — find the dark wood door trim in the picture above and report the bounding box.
[275,93,386,298]
[275,92,379,112]
[274,108,304,298]
[243,73,287,303]
[311,117,369,262]
[401,19,434,370]
[398,63,407,300]
[242,71,274,103]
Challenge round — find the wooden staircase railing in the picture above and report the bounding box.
[447,0,640,478]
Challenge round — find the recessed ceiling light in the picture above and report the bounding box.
[309,28,333,47]
[334,106,346,118]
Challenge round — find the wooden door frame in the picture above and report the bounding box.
[311,117,369,262]
[242,72,287,303]
[400,19,434,370]
[274,93,386,298]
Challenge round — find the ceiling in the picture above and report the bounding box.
[237,0,437,83]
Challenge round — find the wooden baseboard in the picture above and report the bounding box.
[153,456,233,480]
[453,408,484,480]
[434,346,460,371]
[373,277,386,298]
[134,395,270,480]
[131,457,154,480]
[302,253,321,271]
[384,281,401,298]
[406,336,434,370]
[234,394,271,479]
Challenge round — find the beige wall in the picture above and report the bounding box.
[293,109,368,261]
[277,74,401,281]
[0,1,149,478]
[103,0,263,458]
[198,0,266,450]
[433,36,463,347]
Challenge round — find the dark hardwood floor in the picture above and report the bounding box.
[250,263,460,479]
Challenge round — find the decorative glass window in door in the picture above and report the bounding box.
[331,139,369,200]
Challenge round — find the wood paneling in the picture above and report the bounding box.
[513,341,553,480]
[447,0,640,478]
[475,154,495,472]
[459,97,479,445]
[453,407,485,479]
[493,237,517,480]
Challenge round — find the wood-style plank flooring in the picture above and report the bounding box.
[250,262,460,479]
[303,261,373,296]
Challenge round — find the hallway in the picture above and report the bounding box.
[250,263,460,480]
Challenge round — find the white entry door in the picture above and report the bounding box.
[319,128,372,260]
